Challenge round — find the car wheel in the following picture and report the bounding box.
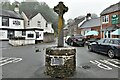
[88,45,92,52]
[108,49,115,58]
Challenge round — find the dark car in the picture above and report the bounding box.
[66,35,85,47]
[88,38,120,58]
[86,38,100,45]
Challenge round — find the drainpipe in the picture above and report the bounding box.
[100,16,103,39]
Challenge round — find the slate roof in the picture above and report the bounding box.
[73,16,85,25]
[80,18,100,28]
[100,2,120,15]
[22,11,51,22]
[0,9,23,19]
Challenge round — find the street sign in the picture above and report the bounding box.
[111,14,119,24]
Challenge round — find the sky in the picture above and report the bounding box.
[3,0,120,20]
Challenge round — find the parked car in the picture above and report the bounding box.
[66,35,85,47]
[86,38,100,45]
[65,35,71,43]
[88,38,120,58]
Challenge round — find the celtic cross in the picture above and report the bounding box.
[54,2,68,47]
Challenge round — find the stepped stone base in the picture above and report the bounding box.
[45,46,76,78]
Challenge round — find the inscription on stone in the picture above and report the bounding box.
[51,57,64,66]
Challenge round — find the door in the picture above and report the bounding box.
[99,39,110,53]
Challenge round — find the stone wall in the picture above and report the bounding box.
[43,33,55,43]
[45,46,76,78]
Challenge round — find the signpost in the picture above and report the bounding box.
[112,14,120,24]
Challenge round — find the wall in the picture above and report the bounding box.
[0,17,2,27]
[30,13,46,30]
[43,33,54,42]
[101,11,120,38]
[21,12,29,28]
[0,30,8,40]
[91,26,101,38]
[9,18,24,29]
[44,23,54,33]
[35,30,43,40]
[15,31,22,37]
[25,31,36,40]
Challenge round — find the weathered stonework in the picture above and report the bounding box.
[45,46,76,78]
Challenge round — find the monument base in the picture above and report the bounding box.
[45,46,76,78]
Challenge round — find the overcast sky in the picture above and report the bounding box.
[5,0,120,20]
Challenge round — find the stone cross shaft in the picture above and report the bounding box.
[54,2,68,47]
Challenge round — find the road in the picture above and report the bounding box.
[0,41,120,79]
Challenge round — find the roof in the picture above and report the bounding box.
[100,2,120,15]
[80,18,100,28]
[22,11,51,22]
[73,17,85,25]
[0,9,23,19]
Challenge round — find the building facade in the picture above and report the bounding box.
[79,17,101,39]
[100,2,120,38]
[21,12,54,43]
[0,9,24,40]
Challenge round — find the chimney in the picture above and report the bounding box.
[14,3,19,14]
[86,13,91,20]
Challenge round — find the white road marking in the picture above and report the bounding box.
[0,60,13,66]
[107,59,120,64]
[0,57,22,66]
[0,57,8,60]
[0,58,14,63]
[90,59,120,70]
[90,60,112,70]
[100,59,120,69]
[12,58,22,63]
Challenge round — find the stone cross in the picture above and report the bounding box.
[54,2,68,47]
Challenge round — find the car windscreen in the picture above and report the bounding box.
[74,36,83,39]
[117,40,120,45]
[113,40,120,45]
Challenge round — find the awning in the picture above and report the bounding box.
[100,26,118,31]
[85,31,98,36]
[111,29,120,35]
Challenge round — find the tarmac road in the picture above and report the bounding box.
[0,41,120,79]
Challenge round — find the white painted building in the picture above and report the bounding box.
[21,12,54,43]
[0,9,24,40]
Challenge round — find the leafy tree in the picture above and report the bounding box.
[0,1,12,10]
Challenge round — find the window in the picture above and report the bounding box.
[28,21,30,26]
[109,40,113,44]
[104,39,110,43]
[102,15,109,23]
[22,31,26,36]
[13,21,20,25]
[108,31,110,38]
[7,30,14,38]
[113,40,120,45]
[36,32,39,38]
[37,21,41,27]
[46,23,47,27]
[27,34,34,38]
[97,39,104,43]
[2,17,9,26]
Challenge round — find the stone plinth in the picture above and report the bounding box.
[45,46,76,78]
